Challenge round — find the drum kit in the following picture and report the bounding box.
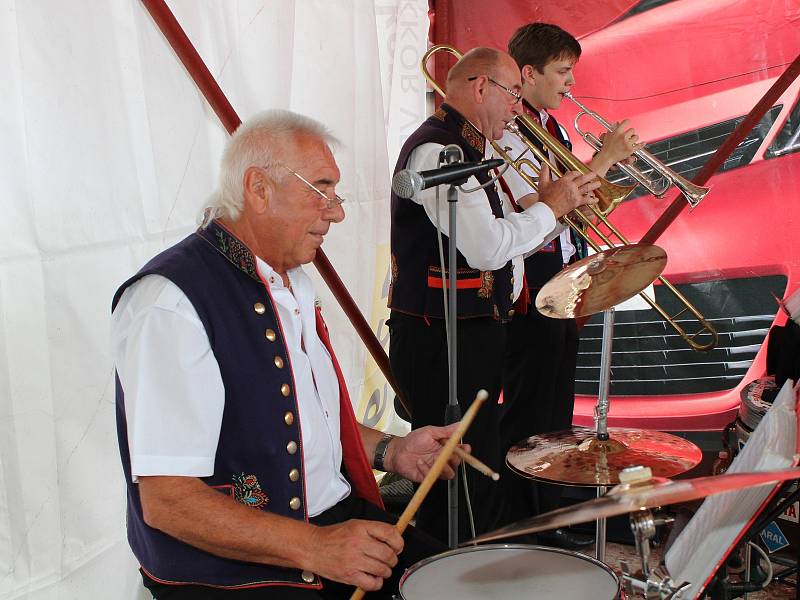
[392,248,800,599]
[398,467,800,599]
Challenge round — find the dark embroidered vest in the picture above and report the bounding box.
[517,106,584,291]
[112,220,380,589]
[389,103,515,321]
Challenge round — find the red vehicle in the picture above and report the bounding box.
[557,0,800,431]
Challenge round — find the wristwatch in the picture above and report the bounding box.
[372,433,395,472]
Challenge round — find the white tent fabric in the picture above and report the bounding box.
[0,1,427,597]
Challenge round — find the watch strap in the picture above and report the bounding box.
[372,433,395,472]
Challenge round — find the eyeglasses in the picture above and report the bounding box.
[276,164,345,209]
[468,75,522,104]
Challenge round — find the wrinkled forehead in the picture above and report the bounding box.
[286,133,340,183]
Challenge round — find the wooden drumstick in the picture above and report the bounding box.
[350,390,489,600]
[454,447,499,481]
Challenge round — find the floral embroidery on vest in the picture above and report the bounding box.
[460,120,485,154]
[232,473,269,508]
[478,270,494,299]
[388,253,399,306]
[215,230,258,280]
[196,220,260,282]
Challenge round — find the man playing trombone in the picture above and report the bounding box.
[388,46,598,545]
[499,22,644,548]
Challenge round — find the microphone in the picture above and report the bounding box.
[392,158,505,199]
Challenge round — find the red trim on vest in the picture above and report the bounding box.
[315,308,384,509]
[140,566,322,591]
[427,276,482,289]
[255,268,313,524]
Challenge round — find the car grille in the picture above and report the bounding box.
[575,275,786,396]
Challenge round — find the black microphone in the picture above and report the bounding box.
[392,158,505,199]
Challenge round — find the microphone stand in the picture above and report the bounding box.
[445,177,462,549]
[439,146,463,549]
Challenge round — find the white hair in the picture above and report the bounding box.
[204,109,338,222]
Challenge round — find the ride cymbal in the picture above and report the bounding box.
[535,243,667,319]
[468,467,800,545]
[507,426,702,487]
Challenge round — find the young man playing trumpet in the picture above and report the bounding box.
[499,22,643,549]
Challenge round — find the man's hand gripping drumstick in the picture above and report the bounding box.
[350,390,490,600]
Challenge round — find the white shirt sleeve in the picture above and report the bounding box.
[406,141,559,272]
[497,130,568,256]
[111,274,225,482]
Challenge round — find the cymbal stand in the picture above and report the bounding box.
[621,509,690,599]
[595,307,615,561]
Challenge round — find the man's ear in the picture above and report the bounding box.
[522,64,537,84]
[243,166,272,213]
[472,74,488,104]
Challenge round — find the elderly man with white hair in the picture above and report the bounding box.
[111,110,456,599]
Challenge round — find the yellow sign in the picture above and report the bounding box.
[356,244,405,433]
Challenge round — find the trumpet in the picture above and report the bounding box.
[421,44,718,351]
[565,91,710,208]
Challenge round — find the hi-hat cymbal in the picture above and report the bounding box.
[507,426,702,486]
[535,243,667,318]
[467,467,800,545]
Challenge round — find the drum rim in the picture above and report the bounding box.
[398,543,620,593]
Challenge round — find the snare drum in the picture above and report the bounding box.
[398,544,620,599]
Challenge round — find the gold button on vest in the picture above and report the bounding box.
[301,570,315,583]
[287,441,298,454]
[274,355,285,369]
[265,328,277,342]
[284,411,294,425]
[288,468,300,482]
[289,497,301,510]
[281,383,291,397]
[253,302,266,315]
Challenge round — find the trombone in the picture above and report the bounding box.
[564,91,710,208]
[421,44,718,351]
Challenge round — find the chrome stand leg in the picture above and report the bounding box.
[596,485,608,562]
[594,308,615,562]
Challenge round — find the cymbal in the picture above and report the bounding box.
[535,243,667,318]
[468,467,800,545]
[507,426,702,486]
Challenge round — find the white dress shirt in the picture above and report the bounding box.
[498,109,576,265]
[406,137,559,301]
[111,258,351,517]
